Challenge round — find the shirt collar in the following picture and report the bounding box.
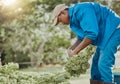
[68,6,74,21]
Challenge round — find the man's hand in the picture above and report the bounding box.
[67,39,81,57]
[74,37,92,54]
[67,48,76,57]
[67,37,92,57]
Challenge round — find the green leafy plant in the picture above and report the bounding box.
[0,63,70,84]
[65,46,94,77]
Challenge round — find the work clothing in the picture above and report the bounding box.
[68,2,120,50]
[91,28,120,82]
[68,2,120,83]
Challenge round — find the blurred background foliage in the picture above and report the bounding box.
[0,0,120,68]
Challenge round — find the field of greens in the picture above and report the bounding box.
[0,63,70,84]
[0,46,93,84]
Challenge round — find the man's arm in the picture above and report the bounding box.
[69,39,82,50]
[68,39,81,57]
[73,37,92,54]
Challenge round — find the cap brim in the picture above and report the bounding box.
[53,17,59,26]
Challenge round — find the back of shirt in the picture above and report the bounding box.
[92,2,120,49]
[68,2,120,49]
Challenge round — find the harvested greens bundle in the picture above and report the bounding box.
[65,46,94,77]
[0,46,94,84]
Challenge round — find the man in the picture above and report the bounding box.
[53,2,120,84]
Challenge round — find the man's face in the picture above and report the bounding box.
[57,10,70,25]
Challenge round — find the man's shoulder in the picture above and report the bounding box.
[73,2,96,9]
[70,2,98,13]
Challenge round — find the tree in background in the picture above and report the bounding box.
[112,0,120,15]
[0,0,71,67]
[0,0,119,68]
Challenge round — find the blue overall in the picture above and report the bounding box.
[68,2,120,82]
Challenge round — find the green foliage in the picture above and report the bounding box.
[96,0,120,15]
[0,63,70,84]
[0,63,19,74]
[112,1,120,15]
[40,0,64,12]
[0,45,94,83]
[65,46,94,77]
[0,0,35,24]
[0,0,71,66]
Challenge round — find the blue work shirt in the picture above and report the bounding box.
[68,2,120,50]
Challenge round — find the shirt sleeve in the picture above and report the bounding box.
[77,7,99,41]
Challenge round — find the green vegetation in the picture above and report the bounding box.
[65,46,94,77]
[0,63,70,84]
[0,46,94,84]
[0,0,71,67]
